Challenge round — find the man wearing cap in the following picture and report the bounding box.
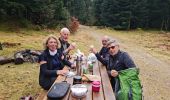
[99,35,110,58]
[59,27,75,59]
[90,38,136,90]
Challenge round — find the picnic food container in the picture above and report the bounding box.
[87,61,93,72]
[73,75,82,85]
[71,84,88,98]
[92,81,100,92]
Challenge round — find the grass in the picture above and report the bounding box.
[0,63,40,99]
[0,27,99,100]
[96,29,170,63]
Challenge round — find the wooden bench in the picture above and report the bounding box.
[36,61,116,100]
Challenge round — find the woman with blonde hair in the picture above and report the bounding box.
[39,35,75,90]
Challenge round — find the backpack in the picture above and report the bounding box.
[115,68,143,100]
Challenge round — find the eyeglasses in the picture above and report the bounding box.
[108,46,115,49]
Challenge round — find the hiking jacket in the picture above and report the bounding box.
[99,47,109,58]
[39,49,72,90]
[59,37,70,54]
[95,50,136,89]
[59,37,71,60]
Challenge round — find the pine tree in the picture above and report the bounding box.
[93,0,103,25]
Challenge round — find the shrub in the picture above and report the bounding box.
[69,17,79,34]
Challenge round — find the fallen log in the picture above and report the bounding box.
[2,42,21,48]
[0,57,14,65]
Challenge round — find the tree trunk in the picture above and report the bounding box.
[161,19,164,31]
[165,18,169,32]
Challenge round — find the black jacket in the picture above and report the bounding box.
[95,50,136,89]
[59,37,70,54]
[39,49,72,90]
[99,47,109,58]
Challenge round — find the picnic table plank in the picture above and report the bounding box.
[64,67,77,100]
[92,62,104,100]
[36,90,47,100]
[63,77,73,100]
[81,83,92,100]
[99,63,116,100]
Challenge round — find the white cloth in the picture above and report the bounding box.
[49,50,57,56]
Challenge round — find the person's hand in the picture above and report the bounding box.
[57,70,69,76]
[90,48,97,54]
[111,70,118,77]
[61,55,64,60]
[68,43,76,50]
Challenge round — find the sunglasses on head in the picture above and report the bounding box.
[108,46,115,49]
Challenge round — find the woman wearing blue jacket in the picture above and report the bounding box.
[39,35,75,90]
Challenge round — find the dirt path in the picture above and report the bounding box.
[79,25,170,100]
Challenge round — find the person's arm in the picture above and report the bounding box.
[62,58,72,67]
[95,53,108,66]
[99,48,102,55]
[40,62,58,77]
[39,53,58,77]
[40,62,68,76]
[59,51,74,68]
[63,48,70,55]
[39,52,68,76]
[107,70,112,77]
[63,43,76,55]
[90,47,108,66]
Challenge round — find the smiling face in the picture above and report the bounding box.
[101,36,109,47]
[61,32,69,41]
[102,39,108,46]
[108,43,119,56]
[60,28,70,42]
[47,37,58,51]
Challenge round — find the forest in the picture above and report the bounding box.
[0,0,170,30]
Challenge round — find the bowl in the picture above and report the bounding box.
[71,84,88,98]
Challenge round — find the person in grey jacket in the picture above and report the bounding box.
[90,38,136,90]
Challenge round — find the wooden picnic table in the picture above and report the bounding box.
[36,61,116,100]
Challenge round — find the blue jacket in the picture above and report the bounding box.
[39,49,71,90]
[99,47,109,58]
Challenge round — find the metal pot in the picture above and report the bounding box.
[71,84,88,98]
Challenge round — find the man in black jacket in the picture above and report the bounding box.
[99,35,110,58]
[90,39,136,90]
[59,28,75,59]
